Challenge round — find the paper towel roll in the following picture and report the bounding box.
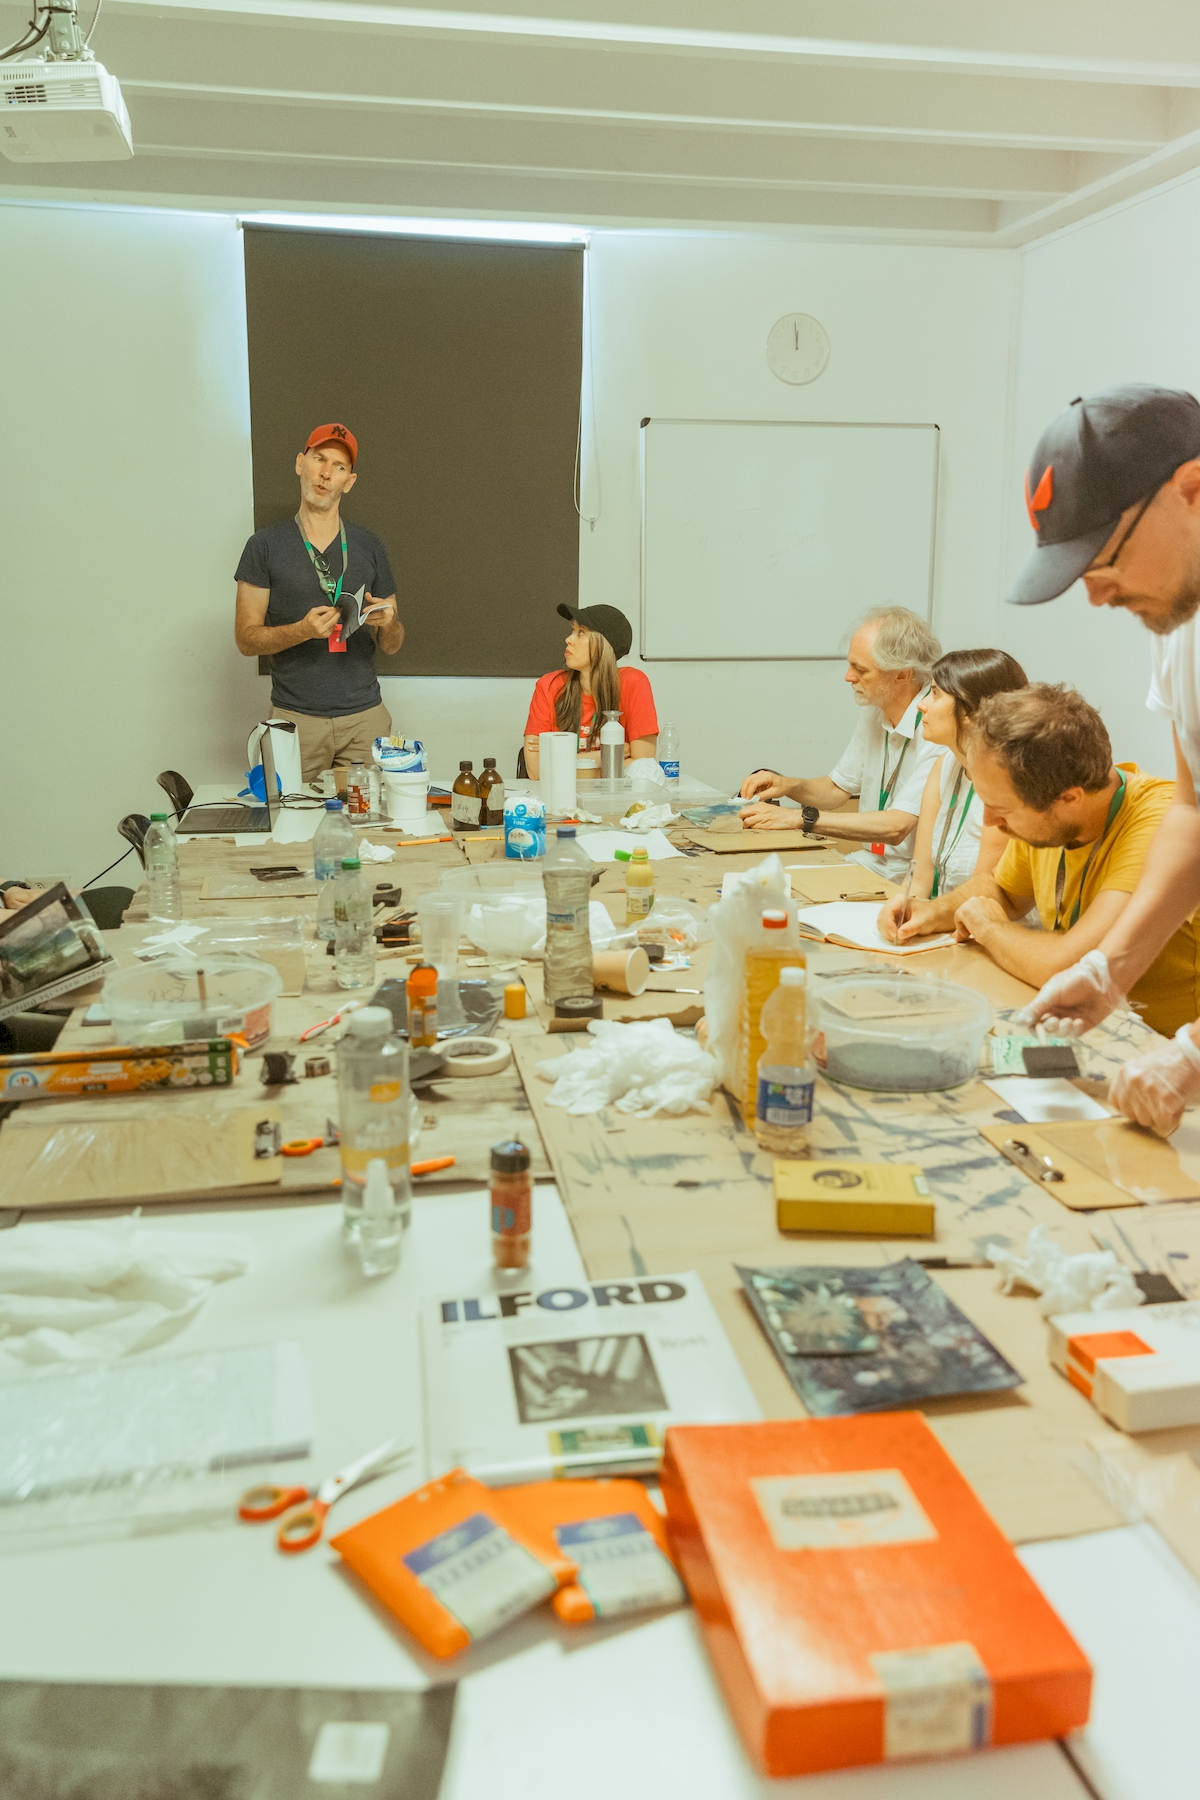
[539,732,578,817]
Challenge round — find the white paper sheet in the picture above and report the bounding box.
[983,1077,1112,1122]
[796,902,955,954]
[574,828,683,862]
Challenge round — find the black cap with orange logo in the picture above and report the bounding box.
[1007,384,1200,605]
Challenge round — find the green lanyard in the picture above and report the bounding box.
[930,764,975,899]
[295,514,347,606]
[1052,770,1127,932]
[878,711,922,811]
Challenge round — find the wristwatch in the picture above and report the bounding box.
[800,805,820,834]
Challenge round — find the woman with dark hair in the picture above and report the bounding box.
[523,604,658,779]
[879,647,1027,941]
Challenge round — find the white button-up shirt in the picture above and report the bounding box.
[828,691,942,880]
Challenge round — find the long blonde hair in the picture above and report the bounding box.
[554,629,622,747]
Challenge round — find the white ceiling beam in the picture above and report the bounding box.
[121,91,1128,200]
[82,0,1200,88]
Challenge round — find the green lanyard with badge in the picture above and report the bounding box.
[930,764,975,899]
[1052,769,1127,932]
[870,711,922,857]
[296,515,348,653]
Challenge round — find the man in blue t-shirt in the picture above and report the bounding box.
[234,423,404,781]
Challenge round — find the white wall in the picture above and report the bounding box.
[1004,173,1200,779]
[2,202,259,889]
[576,233,1020,790]
[4,201,1020,886]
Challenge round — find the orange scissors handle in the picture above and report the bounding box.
[277,1497,331,1554]
[238,1481,310,1522]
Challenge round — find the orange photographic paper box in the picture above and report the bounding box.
[330,1466,575,1660]
[661,1415,1091,1779]
[496,1478,685,1625]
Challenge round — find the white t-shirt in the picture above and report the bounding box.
[828,692,942,880]
[1148,617,1200,790]
[930,752,985,895]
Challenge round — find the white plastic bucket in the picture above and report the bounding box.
[384,770,429,825]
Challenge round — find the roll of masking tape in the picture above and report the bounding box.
[441,1035,512,1078]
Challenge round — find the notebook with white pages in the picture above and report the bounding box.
[796,902,956,955]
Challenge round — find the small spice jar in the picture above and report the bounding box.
[490,1139,532,1270]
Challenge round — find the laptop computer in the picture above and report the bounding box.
[177,726,284,834]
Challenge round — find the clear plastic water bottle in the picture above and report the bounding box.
[316,867,338,943]
[358,1157,402,1276]
[334,856,376,989]
[658,721,680,783]
[144,813,183,922]
[542,826,593,1004]
[313,799,356,883]
[338,1007,411,1243]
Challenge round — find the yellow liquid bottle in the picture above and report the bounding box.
[741,908,805,1124]
[625,847,655,925]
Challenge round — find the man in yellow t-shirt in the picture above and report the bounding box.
[883,684,1200,1035]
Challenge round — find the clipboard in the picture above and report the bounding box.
[980,1118,1200,1210]
[787,864,898,906]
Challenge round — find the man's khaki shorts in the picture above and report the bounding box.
[270,700,393,784]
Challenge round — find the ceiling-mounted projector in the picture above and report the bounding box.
[0,0,132,162]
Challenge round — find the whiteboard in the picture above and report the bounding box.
[639,419,939,662]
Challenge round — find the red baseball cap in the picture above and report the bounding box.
[303,423,357,467]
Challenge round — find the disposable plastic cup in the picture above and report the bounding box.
[477,900,529,979]
[415,893,464,980]
[592,947,650,996]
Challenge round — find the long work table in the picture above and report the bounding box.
[3,796,1200,1800]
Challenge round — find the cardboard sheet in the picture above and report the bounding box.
[683,827,835,854]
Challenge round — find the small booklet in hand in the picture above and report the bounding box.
[329,587,391,650]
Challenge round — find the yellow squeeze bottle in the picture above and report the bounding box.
[625,847,655,925]
[741,908,805,1124]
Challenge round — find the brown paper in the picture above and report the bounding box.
[682,828,835,854]
[788,864,898,906]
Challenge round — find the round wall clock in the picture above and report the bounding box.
[766,312,830,385]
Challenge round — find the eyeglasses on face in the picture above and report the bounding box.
[1085,484,1162,576]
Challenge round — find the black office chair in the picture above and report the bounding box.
[118,814,151,868]
[80,886,135,930]
[157,770,194,815]
[515,745,529,779]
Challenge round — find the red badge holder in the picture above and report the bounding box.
[328,621,347,653]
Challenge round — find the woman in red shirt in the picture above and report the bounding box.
[523,604,659,778]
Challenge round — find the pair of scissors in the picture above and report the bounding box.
[238,1437,411,1554]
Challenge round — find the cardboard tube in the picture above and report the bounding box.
[593,946,650,997]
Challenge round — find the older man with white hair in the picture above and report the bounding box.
[738,606,944,879]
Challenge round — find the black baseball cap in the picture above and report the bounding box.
[557,603,633,660]
[1007,385,1200,606]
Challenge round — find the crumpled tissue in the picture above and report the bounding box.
[358,841,396,863]
[629,760,670,791]
[538,1018,720,1117]
[986,1224,1143,1315]
[620,803,678,832]
[0,1218,252,1368]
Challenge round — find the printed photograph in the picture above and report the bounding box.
[737,1259,1023,1417]
[508,1334,667,1424]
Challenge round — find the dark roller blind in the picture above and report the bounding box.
[242,226,583,678]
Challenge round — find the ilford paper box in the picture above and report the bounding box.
[1049,1301,1200,1432]
[661,1415,1090,1778]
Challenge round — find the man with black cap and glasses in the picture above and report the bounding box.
[1011,385,1200,1134]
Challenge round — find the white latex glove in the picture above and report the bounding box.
[1015,949,1124,1038]
[1108,1025,1200,1138]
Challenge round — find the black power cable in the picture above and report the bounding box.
[0,5,51,60]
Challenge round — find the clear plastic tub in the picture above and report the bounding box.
[103,954,283,1048]
[811,974,992,1092]
[438,866,545,901]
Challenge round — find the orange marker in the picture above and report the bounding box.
[411,1155,455,1176]
[395,834,454,847]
